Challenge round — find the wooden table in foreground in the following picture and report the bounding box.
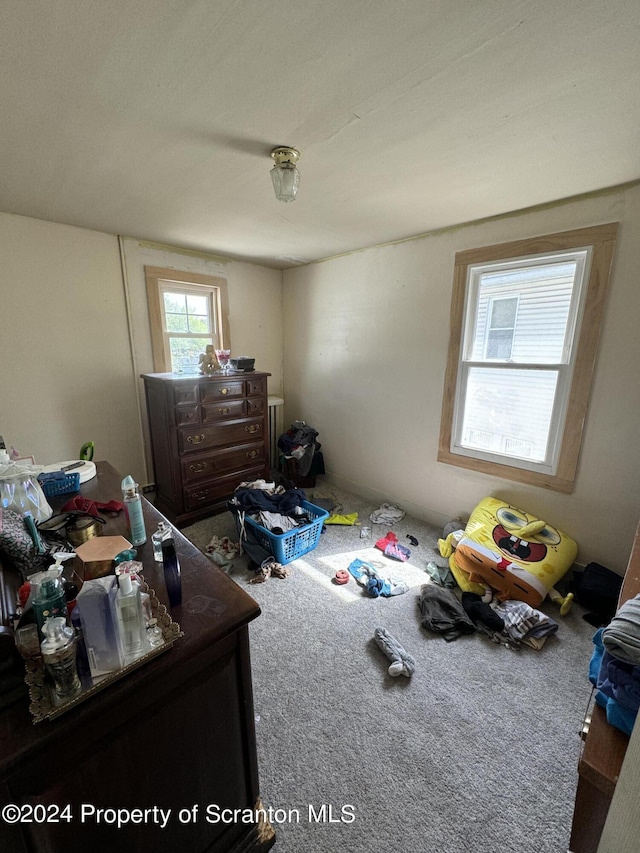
[0,461,274,853]
[569,521,640,853]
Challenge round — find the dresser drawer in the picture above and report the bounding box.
[183,466,265,512]
[246,396,265,415]
[173,384,200,406]
[174,405,200,426]
[202,399,246,423]
[181,443,266,483]
[178,418,264,454]
[246,376,267,397]
[200,380,245,402]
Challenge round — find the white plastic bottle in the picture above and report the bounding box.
[115,572,147,663]
[121,475,147,546]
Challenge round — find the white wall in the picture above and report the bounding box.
[282,184,640,573]
[0,212,143,479]
[0,215,283,487]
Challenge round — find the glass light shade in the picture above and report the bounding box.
[270,162,300,202]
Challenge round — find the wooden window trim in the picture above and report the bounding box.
[145,266,230,373]
[438,223,619,493]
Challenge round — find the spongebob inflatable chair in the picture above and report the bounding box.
[439,497,577,613]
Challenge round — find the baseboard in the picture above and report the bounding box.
[319,471,455,532]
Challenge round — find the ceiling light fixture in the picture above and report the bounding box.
[270,147,301,203]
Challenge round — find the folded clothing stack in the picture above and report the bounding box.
[602,594,640,664]
[491,599,559,650]
[589,594,640,735]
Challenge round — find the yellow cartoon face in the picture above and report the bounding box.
[465,497,576,576]
[492,505,561,563]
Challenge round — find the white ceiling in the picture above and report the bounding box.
[2,1,640,269]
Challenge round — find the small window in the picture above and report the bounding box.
[484,295,518,360]
[145,266,230,374]
[438,223,618,492]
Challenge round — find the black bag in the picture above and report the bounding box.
[571,561,623,626]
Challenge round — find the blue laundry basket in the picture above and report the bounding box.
[243,501,328,565]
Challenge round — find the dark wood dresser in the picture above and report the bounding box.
[142,372,271,527]
[569,520,640,853]
[0,462,274,853]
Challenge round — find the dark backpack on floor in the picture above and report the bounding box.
[571,561,623,626]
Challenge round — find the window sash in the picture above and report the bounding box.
[161,288,212,336]
[159,284,218,353]
[464,249,589,365]
[451,362,571,474]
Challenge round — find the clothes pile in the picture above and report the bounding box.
[417,584,559,649]
[347,557,408,598]
[423,560,456,589]
[248,556,292,584]
[589,594,640,735]
[205,536,240,573]
[369,503,405,525]
[375,530,410,562]
[227,479,312,566]
[417,585,476,642]
[277,421,324,480]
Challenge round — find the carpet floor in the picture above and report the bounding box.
[182,480,595,853]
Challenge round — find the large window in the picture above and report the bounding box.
[438,223,618,492]
[145,266,230,374]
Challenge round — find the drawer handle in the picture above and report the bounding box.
[218,407,230,415]
[189,462,207,473]
[245,424,259,434]
[220,388,229,395]
[192,490,210,502]
[187,434,206,444]
[246,450,260,459]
